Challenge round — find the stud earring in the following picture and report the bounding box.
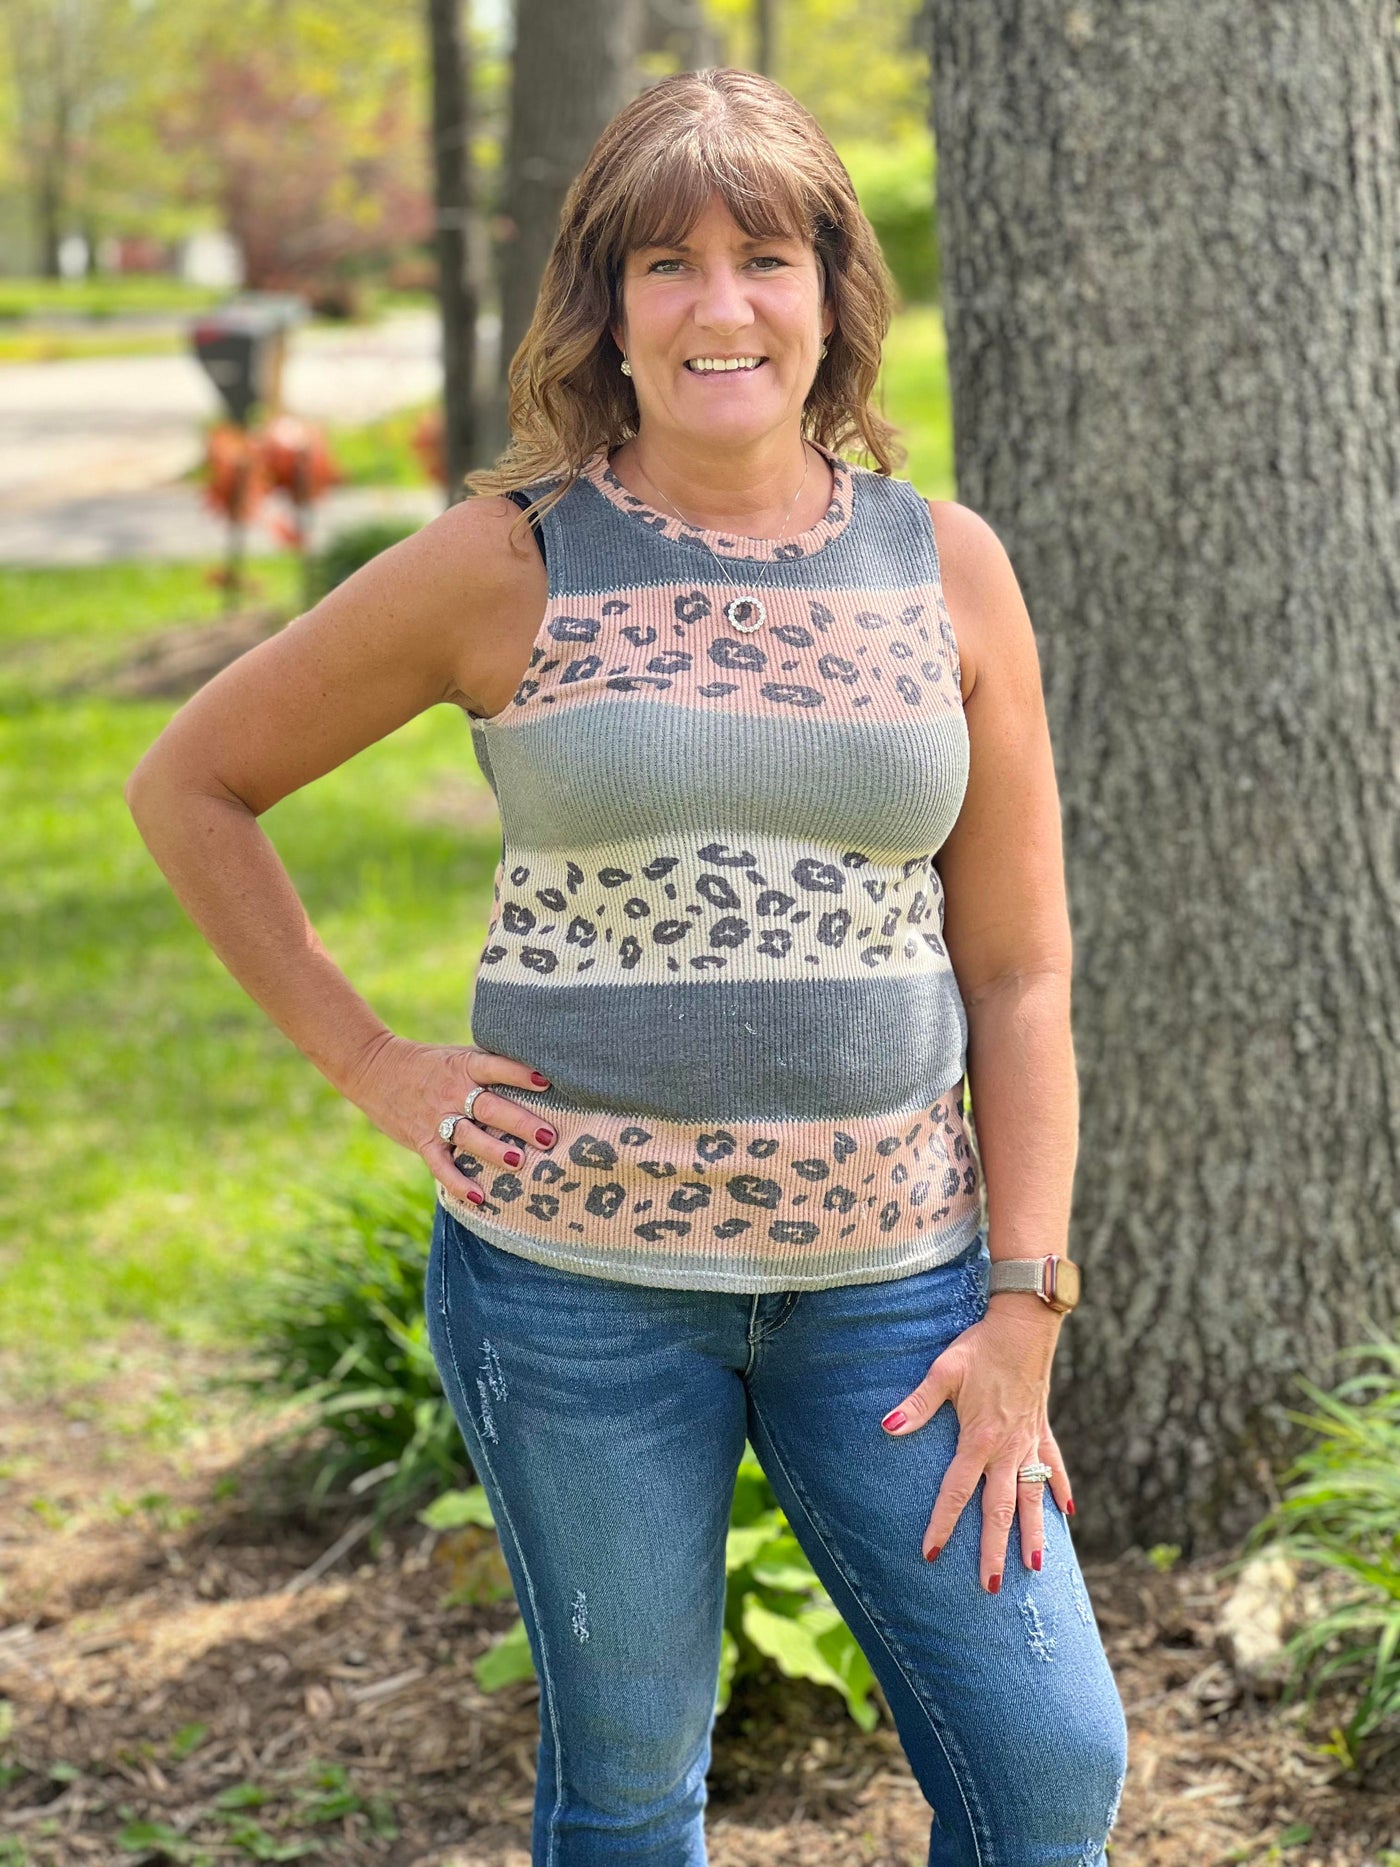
[620,357,632,376]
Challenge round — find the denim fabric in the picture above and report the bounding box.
[425,1201,1129,1867]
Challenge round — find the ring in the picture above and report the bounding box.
[1017,1461,1053,1485]
[437,1112,465,1145]
[463,1083,487,1120]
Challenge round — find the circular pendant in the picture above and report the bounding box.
[725,595,766,632]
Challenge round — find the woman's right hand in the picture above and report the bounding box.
[347,1033,556,1207]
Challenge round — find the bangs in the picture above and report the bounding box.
[612,131,821,259]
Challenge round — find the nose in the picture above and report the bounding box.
[692,262,757,337]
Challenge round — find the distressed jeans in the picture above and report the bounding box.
[424,1201,1129,1866]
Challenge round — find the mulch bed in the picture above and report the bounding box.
[1,1334,1397,1867]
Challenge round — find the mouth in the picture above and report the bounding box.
[683,356,768,375]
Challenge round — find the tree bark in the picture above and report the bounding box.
[482,0,644,458]
[427,0,479,504]
[922,0,1400,1557]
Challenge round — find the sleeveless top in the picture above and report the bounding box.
[435,439,984,1291]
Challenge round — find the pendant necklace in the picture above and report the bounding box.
[631,442,812,634]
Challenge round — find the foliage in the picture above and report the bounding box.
[420,1447,881,1727]
[226,1175,463,1530]
[1235,1337,1400,1756]
[305,518,426,603]
[841,133,939,307]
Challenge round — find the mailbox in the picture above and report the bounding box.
[190,292,307,426]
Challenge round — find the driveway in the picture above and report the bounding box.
[0,310,488,566]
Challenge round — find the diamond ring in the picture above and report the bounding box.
[1017,1461,1054,1485]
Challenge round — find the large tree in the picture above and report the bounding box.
[480,0,644,458]
[922,0,1400,1556]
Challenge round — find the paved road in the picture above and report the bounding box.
[0,309,487,567]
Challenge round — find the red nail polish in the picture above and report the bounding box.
[466,1187,485,1205]
[987,1573,1001,1594]
[1031,1549,1042,1572]
[1066,1497,1075,1516]
[925,1543,941,1562]
[536,1127,555,1145]
[881,1409,906,1431]
[530,1072,550,1086]
[503,1149,523,1166]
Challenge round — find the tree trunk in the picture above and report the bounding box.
[427,0,479,504]
[922,0,1400,1557]
[483,0,644,459]
[754,0,777,77]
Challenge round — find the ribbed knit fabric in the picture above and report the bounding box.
[436,438,983,1291]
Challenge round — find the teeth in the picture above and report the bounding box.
[686,356,764,372]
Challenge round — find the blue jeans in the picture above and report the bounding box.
[425,1202,1129,1866]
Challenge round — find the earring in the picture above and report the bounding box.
[819,342,828,359]
[620,357,633,376]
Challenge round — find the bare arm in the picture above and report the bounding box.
[123,494,553,1204]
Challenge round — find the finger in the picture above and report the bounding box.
[881,1353,954,1436]
[979,1461,1019,1593]
[423,1135,489,1207]
[922,1445,985,1561]
[457,1060,559,1153]
[1039,1422,1074,1518]
[1017,1459,1047,1573]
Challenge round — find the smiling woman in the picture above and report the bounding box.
[124,62,1128,1867]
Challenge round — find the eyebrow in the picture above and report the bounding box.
[634,232,798,254]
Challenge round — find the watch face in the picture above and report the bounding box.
[1049,1258,1081,1309]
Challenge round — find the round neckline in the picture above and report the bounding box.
[581,438,854,562]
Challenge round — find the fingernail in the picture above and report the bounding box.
[536,1126,555,1145]
[466,1187,485,1205]
[1031,1549,1042,1572]
[530,1072,550,1086]
[881,1409,906,1431]
[924,1543,941,1562]
[986,1573,1001,1594]
[1066,1497,1075,1516]
[503,1149,523,1167]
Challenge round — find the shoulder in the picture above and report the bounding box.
[924,497,1034,706]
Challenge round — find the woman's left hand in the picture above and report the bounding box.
[879,1301,1073,1590]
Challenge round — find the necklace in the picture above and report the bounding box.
[629,442,812,633]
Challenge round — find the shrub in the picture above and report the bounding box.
[229,1176,465,1530]
[1235,1336,1400,1762]
[306,519,424,603]
[842,133,940,309]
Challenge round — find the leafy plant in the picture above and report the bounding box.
[1234,1335,1400,1753]
[419,1445,881,1730]
[227,1176,465,1529]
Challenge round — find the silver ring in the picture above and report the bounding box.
[1017,1461,1053,1485]
[463,1083,487,1120]
[437,1112,465,1145]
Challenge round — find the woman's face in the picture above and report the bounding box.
[609,189,835,451]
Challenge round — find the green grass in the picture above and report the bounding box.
[0,308,955,1397]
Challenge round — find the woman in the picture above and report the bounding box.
[127,65,1128,1867]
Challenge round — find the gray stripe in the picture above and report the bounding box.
[473,706,968,858]
[468,968,967,1120]
[527,465,930,595]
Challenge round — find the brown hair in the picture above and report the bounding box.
[463,66,905,547]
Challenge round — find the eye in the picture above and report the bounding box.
[646,258,682,273]
[750,256,786,270]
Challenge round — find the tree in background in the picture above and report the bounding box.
[922,0,1400,1556]
[481,0,645,458]
[427,0,480,502]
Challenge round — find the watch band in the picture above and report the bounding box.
[986,1255,1081,1314]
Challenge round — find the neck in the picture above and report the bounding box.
[617,430,825,535]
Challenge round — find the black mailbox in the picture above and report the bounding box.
[190,293,306,425]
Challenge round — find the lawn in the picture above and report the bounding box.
[0,312,956,1396]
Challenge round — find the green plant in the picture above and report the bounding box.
[305,519,425,604]
[841,134,940,308]
[1234,1336,1400,1752]
[228,1176,464,1529]
[420,1446,881,1730]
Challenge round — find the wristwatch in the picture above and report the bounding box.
[987,1255,1082,1315]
